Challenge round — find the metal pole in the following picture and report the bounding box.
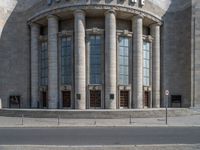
[166,96,168,125]
[58,115,60,126]
[22,114,24,126]
[94,115,96,125]
[129,115,132,124]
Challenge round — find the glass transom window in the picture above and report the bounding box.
[61,36,72,85]
[40,41,48,86]
[143,41,151,86]
[89,35,102,84]
[119,36,129,85]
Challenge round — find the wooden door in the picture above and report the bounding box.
[144,91,149,107]
[41,92,47,108]
[120,91,129,108]
[62,91,71,108]
[90,90,101,108]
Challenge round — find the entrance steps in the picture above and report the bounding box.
[0,108,194,119]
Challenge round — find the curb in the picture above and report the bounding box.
[0,125,200,128]
[0,144,200,150]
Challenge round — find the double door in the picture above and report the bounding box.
[41,91,47,108]
[90,90,101,108]
[120,91,129,108]
[144,91,150,107]
[62,91,71,108]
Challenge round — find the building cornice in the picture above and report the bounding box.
[27,4,162,25]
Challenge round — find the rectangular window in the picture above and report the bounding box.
[89,35,102,84]
[40,41,48,86]
[61,36,72,85]
[119,36,129,85]
[143,41,151,86]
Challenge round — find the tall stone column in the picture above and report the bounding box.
[151,23,161,108]
[30,23,40,108]
[74,10,86,109]
[132,15,143,109]
[48,15,59,109]
[105,10,117,109]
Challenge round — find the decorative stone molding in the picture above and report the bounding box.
[143,35,153,42]
[73,9,85,16]
[47,14,59,20]
[104,9,116,16]
[28,4,162,25]
[118,85,131,90]
[39,86,48,92]
[133,14,144,20]
[123,30,129,36]
[61,85,72,91]
[117,30,133,37]
[58,30,73,37]
[150,22,162,27]
[30,22,40,28]
[88,85,102,90]
[86,28,104,34]
[143,86,151,91]
[39,35,48,41]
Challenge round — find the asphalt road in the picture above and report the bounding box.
[0,127,200,145]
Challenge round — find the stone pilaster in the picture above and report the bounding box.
[74,10,86,109]
[30,23,40,108]
[132,15,143,109]
[48,15,59,109]
[105,10,117,109]
[151,23,161,108]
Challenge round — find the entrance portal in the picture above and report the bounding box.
[41,91,47,108]
[120,91,129,108]
[90,90,101,108]
[144,91,150,107]
[62,91,71,108]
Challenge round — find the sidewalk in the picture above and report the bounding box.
[0,144,200,150]
[0,114,200,127]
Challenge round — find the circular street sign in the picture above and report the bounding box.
[165,90,169,96]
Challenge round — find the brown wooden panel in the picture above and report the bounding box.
[62,91,71,108]
[90,90,101,108]
[41,92,47,108]
[120,91,129,108]
[144,91,149,107]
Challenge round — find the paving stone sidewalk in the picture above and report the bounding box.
[0,114,200,127]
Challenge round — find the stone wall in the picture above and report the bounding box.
[161,1,192,107]
[0,0,40,108]
[191,0,200,107]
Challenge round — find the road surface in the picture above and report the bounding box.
[0,127,200,145]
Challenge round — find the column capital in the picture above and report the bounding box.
[105,9,116,16]
[47,14,59,20]
[150,22,162,28]
[30,22,40,28]
[74,9,85,16]
[132,14,144,20]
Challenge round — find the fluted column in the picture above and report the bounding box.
[48,15,59,109]
[74,10,86,109]
[105,10,117,109]
[151,23,161,108]
[132,15,143,109]
[30,23,40,108]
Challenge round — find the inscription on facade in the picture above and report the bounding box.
[47,0,145,6]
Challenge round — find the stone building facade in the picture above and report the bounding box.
[0,0,198,109]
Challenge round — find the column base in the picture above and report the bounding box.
[48,101,58,109]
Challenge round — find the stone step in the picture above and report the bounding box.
[0,108,193,119]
